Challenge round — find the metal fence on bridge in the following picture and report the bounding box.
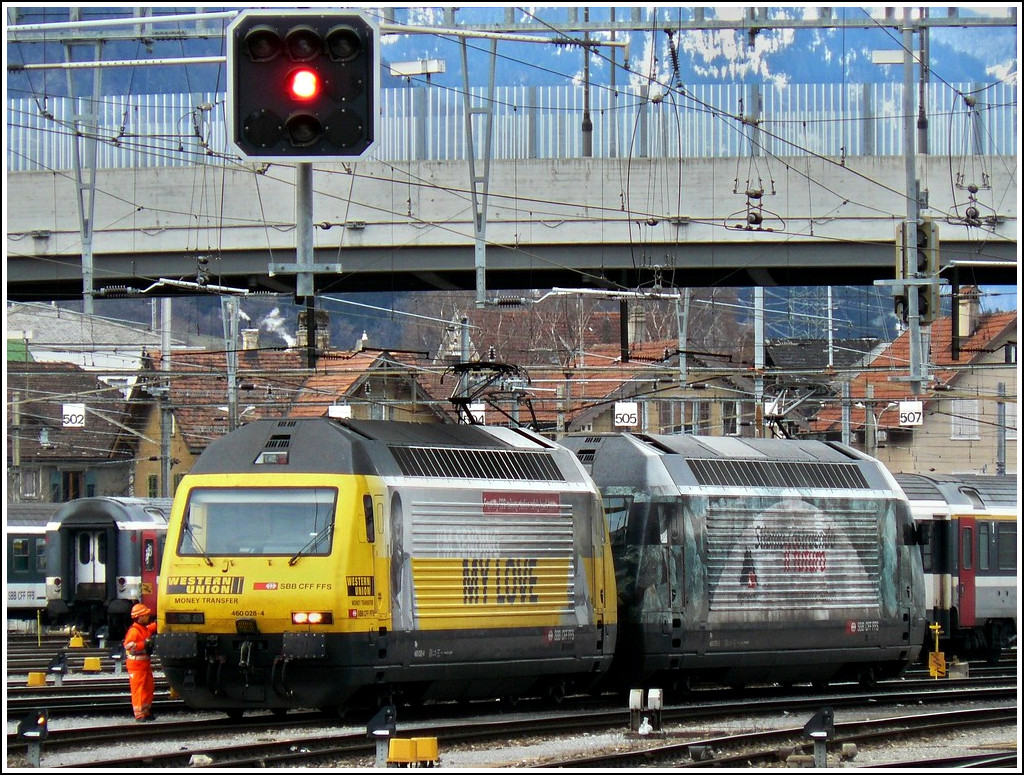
[6,80,1016,172]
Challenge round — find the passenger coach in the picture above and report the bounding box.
[7,503,57,624]
[895,473,1017,662]
[44,497,171,639]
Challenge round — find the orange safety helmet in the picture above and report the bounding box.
[131,603,152,619]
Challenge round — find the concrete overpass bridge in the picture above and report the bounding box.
[5,152,1017,302]
[6,65,1018,303]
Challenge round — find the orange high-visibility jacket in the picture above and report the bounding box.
[123,620,157,666]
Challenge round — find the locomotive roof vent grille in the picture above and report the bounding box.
[264,434,292,449]
[391,445,565,481]
[576,450,596,464]
[255,433,292,465]
[275,420,297,428]
[688,459,869,489]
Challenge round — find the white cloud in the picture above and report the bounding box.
[986,61,1017,86]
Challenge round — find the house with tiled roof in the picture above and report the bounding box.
[808,295,1017,475]
[288,348,451,423]
[6,361,136,501]
[124,346,306,496]
[124,339,450,496]
[6,301,184,394]
[763,337,883,437]
[440,337,757,438]
[563,340,758,436]
[422,297,758,437]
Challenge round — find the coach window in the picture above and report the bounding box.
[144,538,156,572]
[918,521,933,572]
[35,540,46,572]
[977,523,991,571]
[12,539,30,573]
[996,522,1017,570]
[961,526,973,570]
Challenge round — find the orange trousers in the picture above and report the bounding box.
[127,662,155,719]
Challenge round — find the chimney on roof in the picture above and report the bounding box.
[435,315,468,364]
[355,331,368,351]
[296,309,330,350]
[241,328,260,350]
[628,307,647,344]
[958,286,981,338]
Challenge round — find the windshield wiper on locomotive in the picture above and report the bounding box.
[289,524,333,566]
[182,518,214,567]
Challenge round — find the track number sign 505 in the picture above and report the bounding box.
[614,401,639,427]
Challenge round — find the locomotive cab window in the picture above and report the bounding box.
[363,495,375,543]
[179,487,337,558]
[603,496,633,546]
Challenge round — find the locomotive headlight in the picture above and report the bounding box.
[291,611,333,625]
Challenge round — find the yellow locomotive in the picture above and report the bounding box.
[156,419,617,715]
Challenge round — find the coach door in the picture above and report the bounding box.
[140,531,160,615]
[74,530,108,601]
[957,517,976,627]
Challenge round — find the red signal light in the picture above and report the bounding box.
[287,67,320,100]
[228,10,378,158]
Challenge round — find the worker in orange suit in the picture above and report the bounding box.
[123,603,158,721]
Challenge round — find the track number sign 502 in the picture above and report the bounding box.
[62,403,86,428]
[898,401,923,426]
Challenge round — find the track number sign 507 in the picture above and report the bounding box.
[899,400,923,426]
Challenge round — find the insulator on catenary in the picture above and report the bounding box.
[99,285,134,296]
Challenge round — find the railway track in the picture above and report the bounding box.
[534,705,1019,768]
[5,662,1016,717]
[7,679,1016,768]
